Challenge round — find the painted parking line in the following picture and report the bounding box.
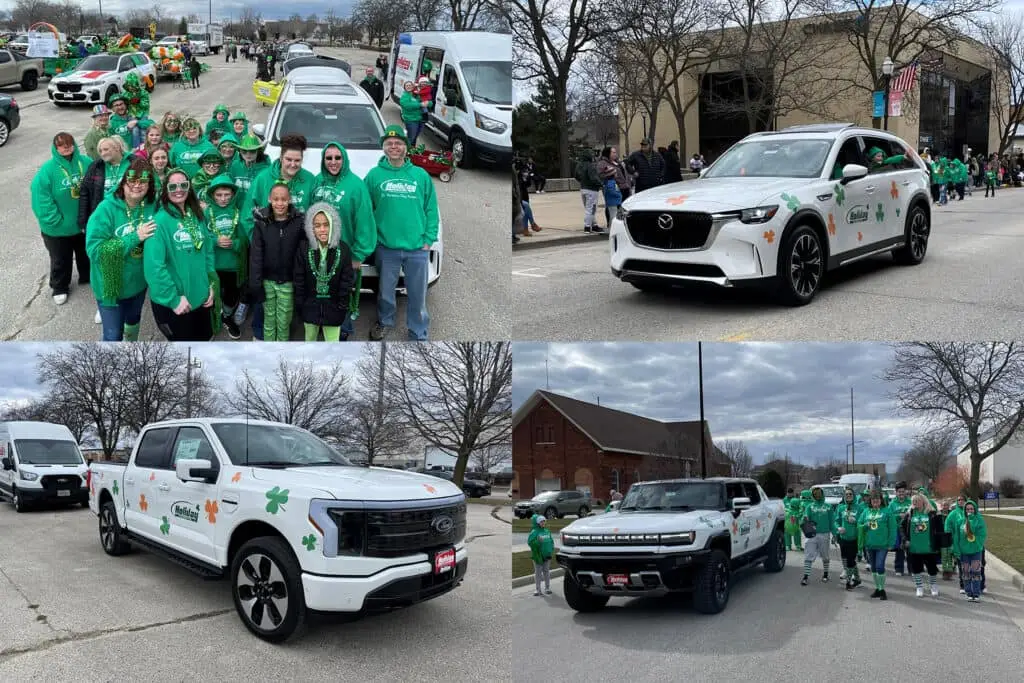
[512,268,548,278]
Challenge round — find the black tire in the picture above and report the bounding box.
[20,71,38,91]
[0,118,10,147]
[99,500,130,555]
[577,505,590,517]
[563,573,609,612]
[12,486,26,512]
[893,203,929,265]
[764,528,786,573]
[544,506,557,519]
[451,130,472,169]
[692,549,731,614]
[775,224,824,306]
[230,536,307,643]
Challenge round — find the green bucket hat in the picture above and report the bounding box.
[237,134,264,151]
[229,111,248,122]
[213,104,229,116]
[218,132,240,148]
[380,124,407,146]
[207,173,237,195]
[198,150,224,165]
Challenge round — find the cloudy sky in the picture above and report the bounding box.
[0,1,356,23]
[512,342,941,473]
[0,342,366,410]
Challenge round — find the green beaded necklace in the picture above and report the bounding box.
[308,246,340,297]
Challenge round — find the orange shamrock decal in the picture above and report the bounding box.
[149,472,156,481]
[205,499,218,524]
[890,180,899,199]
[732,521,739,534]
[763,230,775,244]
[139,494,148,512]
[423,483,437,494]
[827,213,836,236]
[755,519,762,529]
[857,231,863,242]
[231,471,241,483]
[666,194,688,206]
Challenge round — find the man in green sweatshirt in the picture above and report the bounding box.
[364,125,439,342]
[311,141,378,340]
[170,118,216,178]
[888,481,912,575]
[800,487,835,585]
[106,94,135,149]
[859,489,897,600]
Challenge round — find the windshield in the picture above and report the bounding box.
[461,61,512,105]
[817,486,844,498]
[75,55,119,72]
[211,423,354,467]
[620,482,723,511]
[14,439,84,465]
[272,102,384,150]
[187,34,206,41]
[703,139,832,179]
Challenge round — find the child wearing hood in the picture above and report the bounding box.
[527,514,555,596]
[834,487,862,590]
[293,202,356,341]
[205,105,231,141]
[800,487,835,585]
[783,488,803,551]
[206,175,246,339]
[229,111,249,138]
[951,499,987,602]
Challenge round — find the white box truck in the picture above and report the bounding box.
[187,23,224,55]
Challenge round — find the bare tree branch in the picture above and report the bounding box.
[718,439,754,477]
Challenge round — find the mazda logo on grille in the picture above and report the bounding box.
[431,515,454,534]
[657,213,674,230]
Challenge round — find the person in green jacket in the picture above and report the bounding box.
[144,167,215,341]
[783,488,802,551]
[191,150,226,205]
[206,174,245,339]
[33,131,93,305]
[866,146,906,169]
[229,134,270,201]
[888,481,912,575]
[84,104,111,160]
[858,489,897,600]
[107,94,137,149]
[527,514,555,596]
[121,72,153,149]
[398,80,424,146]
[205,104,231,141]
[950,158,968,200]
[170,118,216,179]
[85,158,157,341]
[229,111,249,138]
[364,125,439,342]
[160,111,181,145]
[984,159,997,198]
[310,141,378,340]
[834,487,862,590]
[951,499,986,601]
[902,493,942,598]
[800,486,834,585]
[217,132,239,168]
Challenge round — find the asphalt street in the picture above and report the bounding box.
[512,191,1024,341]
[0,47,509,342]
[511,549,1024,679]
[0,500,509,681]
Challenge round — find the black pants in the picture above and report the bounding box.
[838,539,858,569]
[531,174,545,192]
[191,74,200,87]
[217,270,241,311]
[985,183,996,197]
[908,552,938,575]
[41,232,90,295]
[930,184,940,202]
[151,302,212,341]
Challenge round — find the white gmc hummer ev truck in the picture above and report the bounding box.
[88,418,468,642]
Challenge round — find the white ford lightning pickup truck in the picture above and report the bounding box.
[88,418,468,642]
[556,477,785,614]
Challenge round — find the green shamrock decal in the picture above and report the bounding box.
[111,480,119,496]
[265,486,289,514]
[301,534,317,551]
[895,207,901,217]
[875,203,885,222]
[833,184,845,206]
[160,516,170,535]
[779,192,800,211]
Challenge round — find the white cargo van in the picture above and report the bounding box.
[388,31,512,168]
[0,421,89,511]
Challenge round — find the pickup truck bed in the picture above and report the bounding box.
[0,49,42,90]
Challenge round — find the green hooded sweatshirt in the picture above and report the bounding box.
[108,110,133,148]
[363,155,439,251]
[527,514,555,564]
[102,156,131,198]
[833,490,862,541]
[217,132,240,167]
[311,142,378,262]
[170,135,217,179]
[950,500,986,555]
[206,174,245,272]
[145,203,215,310]
[31,142,91,238]
[241,159,317,237]
[858,502,897,550]
[399,90,423,122]
[229,154,270,202]
[85,195,156,304]
[801,488,834,534]
[229,112,249,137]
[906,506,938,554]
[944,502,965,535]
[784,493,804,525]
[866,146,906,169]
[887,492,912,521]
[191,153,226,200]
[205,105,231,140]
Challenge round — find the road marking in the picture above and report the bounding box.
[512,268,547,278]
[720,332,752,341]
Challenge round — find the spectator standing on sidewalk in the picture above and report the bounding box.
[574,149,604,234]
[526,157,546,193]
[689,152,704,173]
[626,138,665,194]
[516,162,541,237]
[597,146,632,225]
[664,141,683,183]
[528,514,554,597]
[512,171,523,245]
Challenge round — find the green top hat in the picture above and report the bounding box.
[229,111,248,122]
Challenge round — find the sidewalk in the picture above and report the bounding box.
[514,191,611,251]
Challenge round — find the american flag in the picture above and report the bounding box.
[891,61,919,93]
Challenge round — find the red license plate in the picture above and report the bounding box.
[605,574,629,586]
[434,548,456,575]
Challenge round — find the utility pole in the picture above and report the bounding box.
[699,342,707,478]
[850,387,855,469]
[185,347,201,418]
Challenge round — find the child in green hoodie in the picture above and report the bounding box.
[800,487,834,585]
[527,514,555,596]
[951,499,986,601]
[205,104,231,141]
[834,487,862,590]
[229,133,270,202]
[217,133,239,168]
[206,174,246,339]
[858,489,897,600]
[191,151,225,205]
[229,111,249,138]
[170,118,217,179]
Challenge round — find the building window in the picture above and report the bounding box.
[535,427,543,443]
[535,424,555,445]
[610,469,620,492]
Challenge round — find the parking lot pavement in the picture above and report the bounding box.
[0,48,509,342]
[0,501,510,681]
[511,550,1024,678]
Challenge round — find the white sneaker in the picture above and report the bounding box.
[53,294,67,305]
[916,587,924,598]
[931,587,939,597]
[959,588,966,594]
[839,571,847,581]
[94,310,102,324]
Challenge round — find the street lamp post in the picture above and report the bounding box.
[882,56,894,131]
[641,113,648,140]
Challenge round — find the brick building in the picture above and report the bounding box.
[512,390,731,501]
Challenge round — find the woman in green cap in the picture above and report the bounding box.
[205,104,231,141]
[216,132,240,167]
[229,111,249,138]
[85,157,158,341]
[170,117,216,178]
[206,174,245,339]
[191,151,226,205]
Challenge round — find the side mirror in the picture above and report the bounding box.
[732,496,752,512]
[251,123,265,138]
[608,500,621,511]
[1,457,12,470]
[176,458,218,483]
[841,163,868,183]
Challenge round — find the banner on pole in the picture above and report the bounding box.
[872,91,884,118]
[888,91,903,118]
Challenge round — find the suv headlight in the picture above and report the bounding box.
[659,531,697,546]
[19,471,38,481]
[739,205,779,224]
[474,111,507,134]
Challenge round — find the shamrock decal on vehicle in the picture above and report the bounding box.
[139,494,148,512]
[895,207,901,217]
[666,194,688,206]
[301,534,317,551]
[779,193,800,211]
[265,486,289,514]
[423,483,437,494]
[875,203,885,222]
[231,471,241,483]
[890,181,899,199]
[149,472,156,481]
[833,184,845,206]
[160,516,170,535]
[857,231,863,242]
[763,230,775,244]
[827,213,836,236]
[205,499,218,524]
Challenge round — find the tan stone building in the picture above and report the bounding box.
[624,12,1003,160]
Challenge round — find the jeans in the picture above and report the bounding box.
[580,189,599,228]
[938,184,947,205]
[866,547,888,574]
[340,311,354,339]
[521,200,537,230]
[961,551,983,597]
[130,124,143,148]
[376,246,430,340]
[406,121,423,146]
[97,290,146,341]
[252,302,264,339]
[41,232,90,295]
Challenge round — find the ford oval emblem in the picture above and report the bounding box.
[431,515,454,534]
[657,213,674,230]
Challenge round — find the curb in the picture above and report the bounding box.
[984,550,1024,593]
[512,568,565,589]
[490,505,511,525]
[513,233,610,251]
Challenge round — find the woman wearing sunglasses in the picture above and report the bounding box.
[85,158,158,341]
[143,168,216,341]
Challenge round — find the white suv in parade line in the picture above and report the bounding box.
[610,124,932,305]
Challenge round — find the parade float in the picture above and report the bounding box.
[149,39,210,83]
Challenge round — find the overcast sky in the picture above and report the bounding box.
[0,1,356,23]
[512,342,936,473]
